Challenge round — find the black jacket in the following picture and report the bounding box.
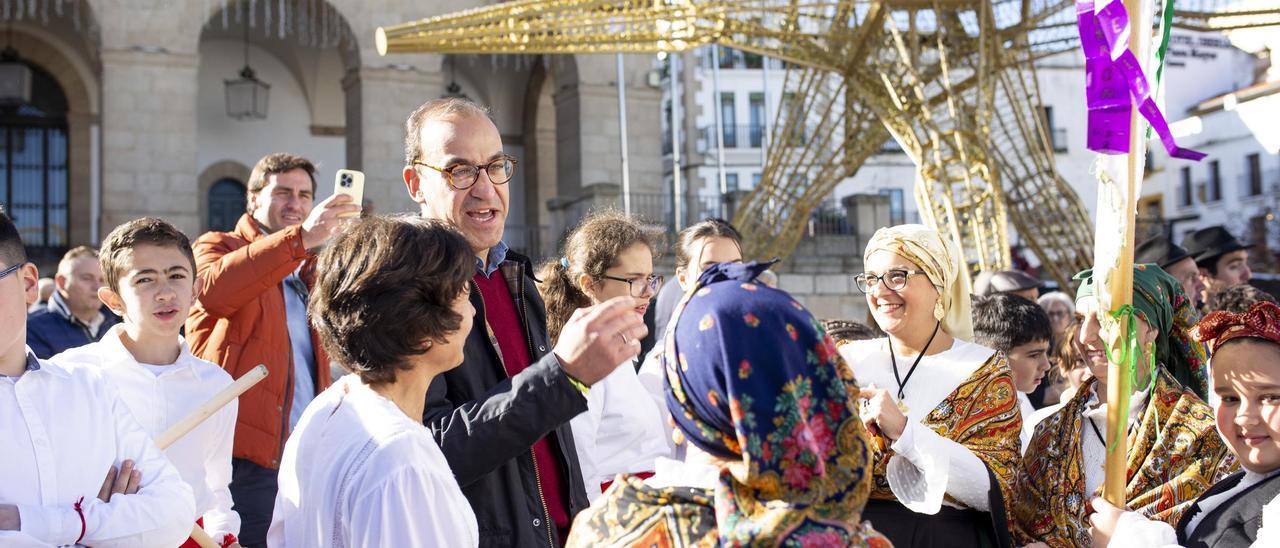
[424,251,590,547]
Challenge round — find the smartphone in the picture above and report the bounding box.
[333,169,365,218]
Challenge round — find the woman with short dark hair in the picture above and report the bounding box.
[267,216,479,547]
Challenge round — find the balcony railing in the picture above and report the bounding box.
[698,123,806,152]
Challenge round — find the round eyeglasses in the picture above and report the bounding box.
[601,274,664,298]
[854,269,928,293]
[414,156,518,190]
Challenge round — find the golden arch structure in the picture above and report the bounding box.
[376,1,1280,288]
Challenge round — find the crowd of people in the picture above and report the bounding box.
[2,94,1279,548]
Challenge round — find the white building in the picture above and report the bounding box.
[661,28,1277,270]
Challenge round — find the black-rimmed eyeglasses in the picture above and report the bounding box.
[601,274,664,298]
[0,263,21,281]
[854,269,928,293]
[413,156,518,190]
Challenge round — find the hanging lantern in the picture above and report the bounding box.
[225,23,269,120]
[225,65,270,119]
[0,47,32,106]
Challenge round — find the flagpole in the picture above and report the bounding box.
[1101,0,1152,505]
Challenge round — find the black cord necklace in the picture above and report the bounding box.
[888,321,942,400]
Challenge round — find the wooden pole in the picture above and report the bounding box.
[154,365,269,548]
[1101,0,1153,505]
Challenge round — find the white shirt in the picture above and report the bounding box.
[637,345,680,457]
[52,326,240,541]
[0,348,196,547]
[1110,470,1280,547]
[571,360,671,502]
[1017,392,1035,453]
[839,338,1002,513]
[268,375,478,547]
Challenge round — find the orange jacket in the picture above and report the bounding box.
[186,214,330,470]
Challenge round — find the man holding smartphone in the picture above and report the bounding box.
[186,152,359,547]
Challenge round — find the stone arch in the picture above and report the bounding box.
[197,160,252,231]
[3,11,101,250]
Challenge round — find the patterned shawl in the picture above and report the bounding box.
[1013,370,1237,547]
[863,351,1023,515]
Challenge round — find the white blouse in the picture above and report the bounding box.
[1110,470,1280,547]
[572,359,671,502]
[839,338,1001,513]
[268,375,478,547]
[52,326,240,541]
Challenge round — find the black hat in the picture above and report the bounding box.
[1180,225,1253,264]
[1135,236,1193,269]
[974,269,1043,296]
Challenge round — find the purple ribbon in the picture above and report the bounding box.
[1077,0,1206,161]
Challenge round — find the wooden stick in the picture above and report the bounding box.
[1101,0,1153,506]
[155,365,268,450]
[155,364,268,548]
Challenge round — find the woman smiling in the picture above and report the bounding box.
[840,224,1022,547]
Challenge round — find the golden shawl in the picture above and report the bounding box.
[1013,371,1237,547]
[865,352,1023,518]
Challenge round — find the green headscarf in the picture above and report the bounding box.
[1074,264,1208,399]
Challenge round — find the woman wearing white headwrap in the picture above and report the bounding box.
[840,224,1022,547]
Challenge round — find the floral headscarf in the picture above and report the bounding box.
[1074,264,1208,399]
[663,261,882,546]
[1193,300,1280,354]
[863,224,974,341]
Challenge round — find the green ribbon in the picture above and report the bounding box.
[1147,0,1176,139]
[1103,305,1140,450]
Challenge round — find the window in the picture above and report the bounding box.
[748,93,765,148]
[1179,166,1193,207]
[1,61,69,266]
[1208,160,1222,202]
[1043,106,1067,153]
[1247,153,1263,196]
[743,51,763,69]
[720,93,737,148]
[879,188,906,225]
[752,172,762,189]
[725,173,739,193]
[207,179,247,232]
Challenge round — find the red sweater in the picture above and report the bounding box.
[473,271,572,535]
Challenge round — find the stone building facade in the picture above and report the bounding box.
[3,0,665,273]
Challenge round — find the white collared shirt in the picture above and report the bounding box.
[571,359,672,502]
[52,326,240,541]
[268,375,478,547]
[0,348,195,547]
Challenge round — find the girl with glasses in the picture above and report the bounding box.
[537,211,669,502]
[843,224,1023,547]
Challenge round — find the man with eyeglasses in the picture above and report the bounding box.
[401,97,646,547]
[185,152,359,547]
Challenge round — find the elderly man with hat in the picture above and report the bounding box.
[973,269,1043,300]
[1181,225,1253,307]
[1136,235,1206,309]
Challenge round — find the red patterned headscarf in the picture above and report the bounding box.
[1192,301,1280,355]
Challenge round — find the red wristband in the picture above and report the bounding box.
[72,496,87,544]
[221,532,239,548]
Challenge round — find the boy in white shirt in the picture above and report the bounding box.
[0,208,196,547]
[54,217,241,547]
[972,293,1054,451]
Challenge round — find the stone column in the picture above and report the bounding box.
[100,49,201,236]
[348,66,444,214]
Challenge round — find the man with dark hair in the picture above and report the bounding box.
[972,293,1053,450]
[26,246,121,358]
[0,208,197,546]
[1182,225,1253,307]
[1136,235,1205,309]
[1206,283,1278,314]
[185,152,360,547]
[401,97,646,547]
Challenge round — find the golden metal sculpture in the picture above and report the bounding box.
[376,0,1280,288]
